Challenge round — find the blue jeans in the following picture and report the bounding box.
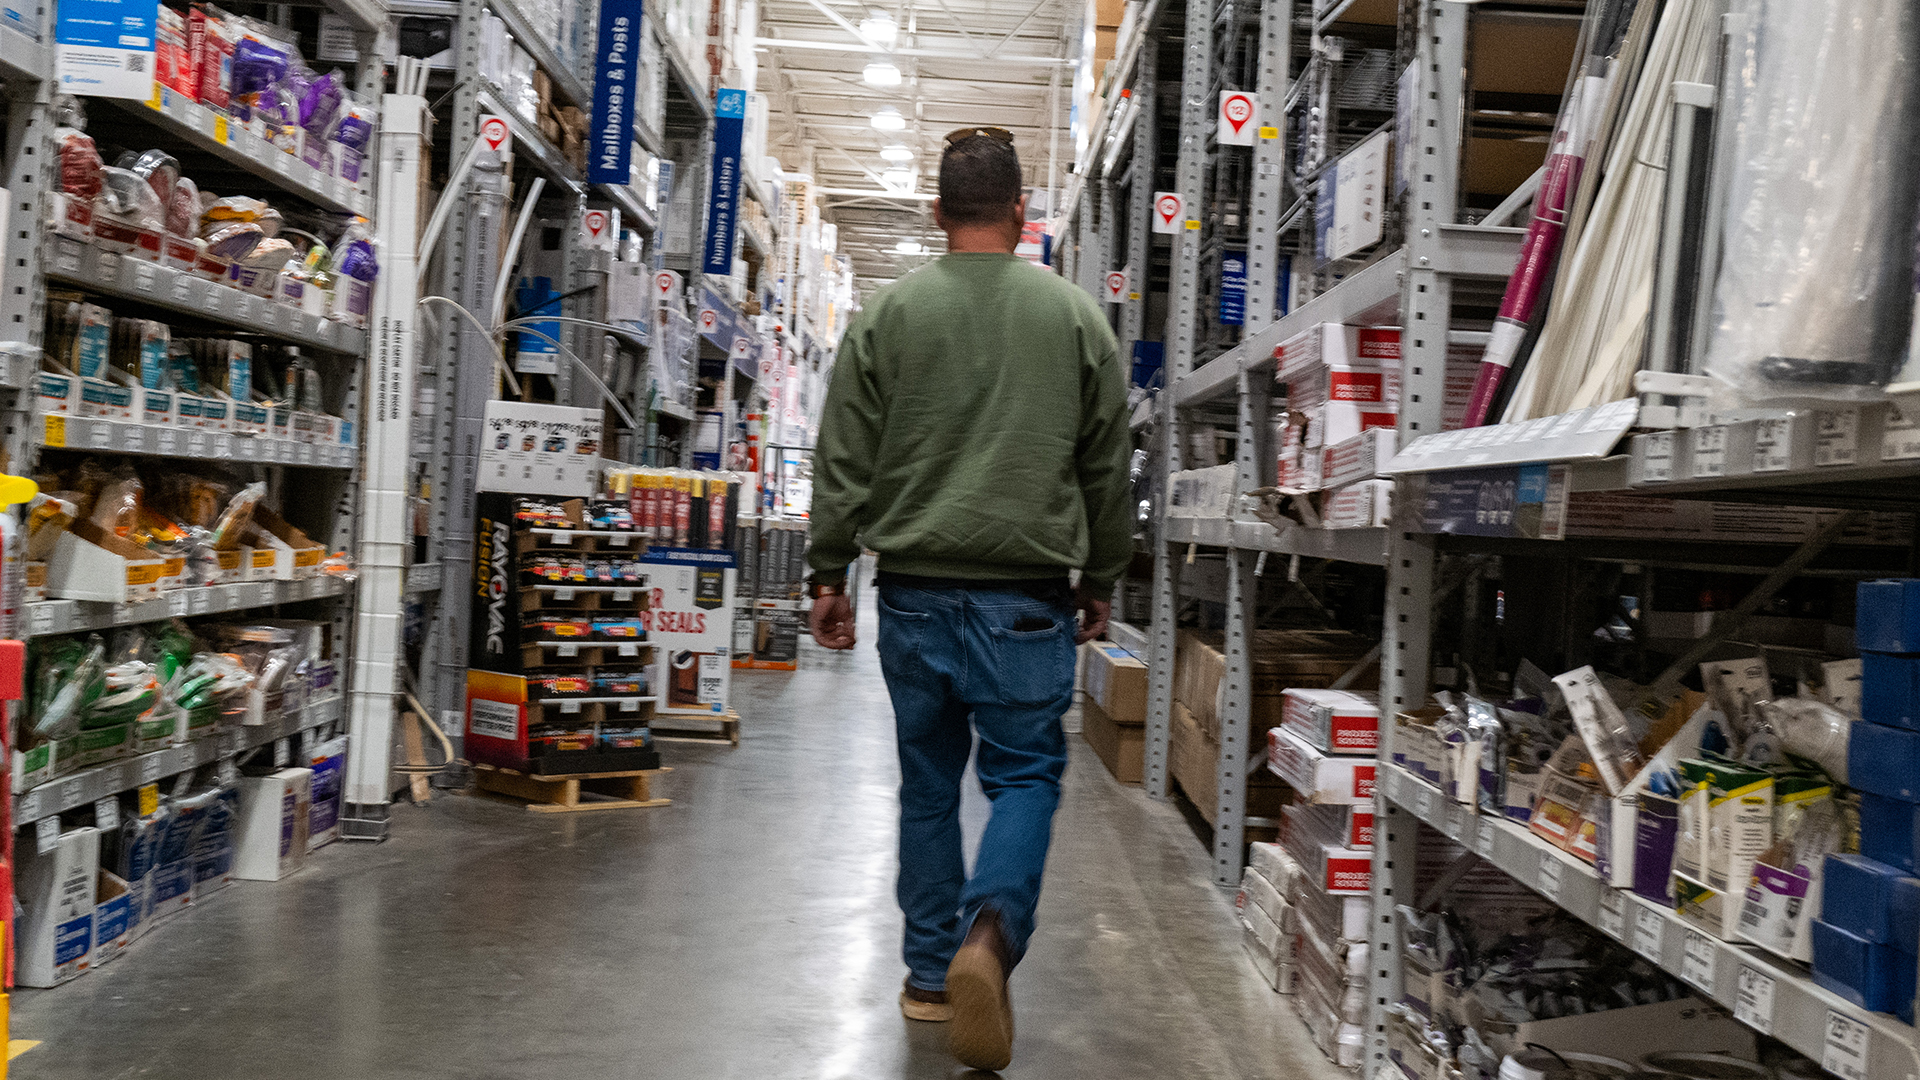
[875,581,1076,992]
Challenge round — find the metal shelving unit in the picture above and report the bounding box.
[25,576,350,638]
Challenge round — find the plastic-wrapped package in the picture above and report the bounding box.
[88,659,159,727]
[70,302,111,378]
[233,237,296,294]
[332,98,375,183]
[1703,0,1920,404]
[209,481,265,546]
[169,651,253,711]
[1755,697,1852,782]
[93,166,165,253]
[156,7,193,96]
[330,223,378,325]
[229,18,293,110]
[52,95,102,200]
[89,466,144,538]
[25,493,77,562]
[191,7,235,110]
[115,149,180,208]
[32,635,106,738]
[200,222,263,262]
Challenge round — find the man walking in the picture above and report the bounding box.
[805,127,1133,1071]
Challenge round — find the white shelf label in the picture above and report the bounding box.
[607,535,633,547]
[170,276,194,304]
[212,433,232,458]
[613,588,634,602]
[1885,401,1920,461]
[1823,1011,1870,1080]
[187,430,208,457]
[140,753,165,783]
[1753,417,1793,472]
[1633,906,1664,961]
[216,758,238,786]
[560,700,582,714]
[168,591,190,617]
[1690,426,1727,477]
[1476,818,1497,858]
[35,815,59,854]
[618,643,639,657]
[60,776,82,807]
[97,251,121,279]
[273,737,290,767]
[619,698,640,713]
[16,789,40,824]
[203,287,225,316]
[1816,409,1860,467]
[188,589,211,615]
[157,428,178,455]
[1734,966,1774,1035]
[558,643,579,658]
[1537,853,1564,902]
[28,603,55,636]
[551,532,573,546]
[1680,929,1714,990]
[55,244,81,274]
[554,588,577,601]
[89,421,112,449]
[121,423,145,451]
[1444,805,1465,841]
[274,151,294,175]
[1641,431,1675,483]
[1415,787,1434,819]
[1598,888,1625,940]
[132,261,158,294]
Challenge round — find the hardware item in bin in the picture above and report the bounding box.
[594,670,649,695]
[522,619,593,639]
[593,620,645,640]
[529,675,592,699]
[525,555,587,582]
[587,499,634,531]
[514,498,577,528]
[599,726,652,750]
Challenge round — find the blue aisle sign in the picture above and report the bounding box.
[588,0,642,185]
[1219,250,1247,326]
[56,0,158,99]
[704,88,747,276]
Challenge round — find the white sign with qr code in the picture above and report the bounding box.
[56,0,160,102]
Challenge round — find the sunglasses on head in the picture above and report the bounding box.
[944,126,1015,146]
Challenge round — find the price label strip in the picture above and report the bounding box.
[1733,966,1773,1035]
[1633,906,1664,962]
[1598,888,1626,940]
[1753,417,1793,472]
[1537,852,1564,902]
[1476,818,1497,858]
[1690,425,1727,478]
[1822,1011,1870,1080]
[1816,409,1860,467]
[1680,929,1715,990]
[1641,431,1675,483]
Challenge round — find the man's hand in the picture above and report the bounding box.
[1074,584,1111,645]
[809,591,858,650]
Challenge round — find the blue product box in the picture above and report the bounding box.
[1824,854,1920,951]
[1847,721,1920,801]
[1861,792,1920,874]
[1858,579,1920,654]
[1811,918,1918,1023]
[1863,651,1920,730]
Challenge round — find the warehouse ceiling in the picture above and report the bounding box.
[754,0,1077,293]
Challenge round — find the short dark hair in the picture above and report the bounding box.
[938,136,1023,225]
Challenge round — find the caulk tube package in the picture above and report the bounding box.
[1704,0,1920,404]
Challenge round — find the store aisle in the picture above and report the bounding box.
[10,610,1344,1080]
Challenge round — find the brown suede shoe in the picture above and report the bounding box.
[900,978,953,1022]
[945,910,1015,1070]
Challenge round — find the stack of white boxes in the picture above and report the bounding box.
[1264,688,1383,1070]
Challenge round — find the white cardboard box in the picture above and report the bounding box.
[1322,428,1395,489]
[1274,324,1400,384]
[235,768,313,881]
[17,825,100,987]
[1281,688,1381,755]
[1268,726,1375,804]
[1322,480,1392,529]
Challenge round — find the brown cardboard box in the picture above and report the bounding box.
[1173,628,1375,745]
[1172,701,1290,832]
[1093,27,1117,63]
[1081,642,1148,724]
[1082,698,1143,784]
[1095,0,1126,28]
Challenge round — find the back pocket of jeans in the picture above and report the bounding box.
[988,621,1072,707]
[877,591,933,656]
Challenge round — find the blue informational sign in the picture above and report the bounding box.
[1277,254,1292,317]
[704,88,747,276]
[1411,464,1568,540]
[55,0,158,99]
[1219,250,1247,326]
[588,0,643,185]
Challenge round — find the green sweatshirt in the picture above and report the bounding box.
[808,252,1134,593]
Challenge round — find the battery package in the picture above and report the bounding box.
[1821,854,1920,952]
[1848,722,1920,801]
[1811,918,1918,1023]
[1862,792,1920,873]
[1857,579,1920,653]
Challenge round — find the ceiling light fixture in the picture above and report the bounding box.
[870,106,906,132]
[858,12,898,46]
[894,240,926,255]
[863,60,902,86]
[879,143,915,162]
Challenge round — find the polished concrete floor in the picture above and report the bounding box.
[11,602,1347,1080]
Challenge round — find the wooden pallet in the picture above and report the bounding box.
[471,763,671,813]
[650,709,741,746]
